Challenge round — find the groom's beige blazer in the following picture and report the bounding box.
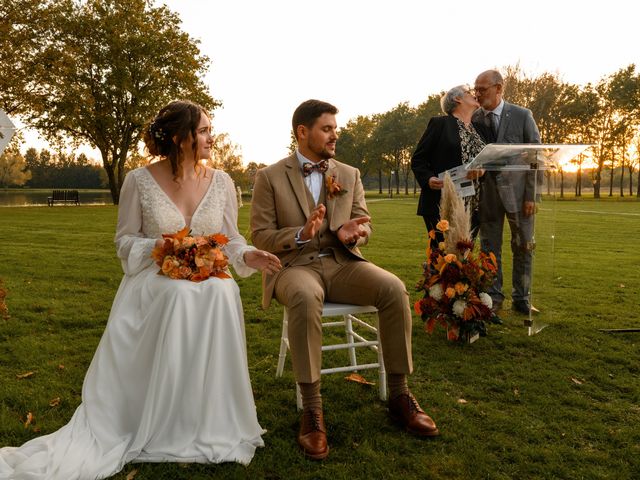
[250,154,371,309]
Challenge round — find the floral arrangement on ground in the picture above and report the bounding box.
[151,227,230,282]
[414,173,501,342]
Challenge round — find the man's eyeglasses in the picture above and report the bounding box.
[473,84,497,95]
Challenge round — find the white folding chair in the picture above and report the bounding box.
[276,302,387,410]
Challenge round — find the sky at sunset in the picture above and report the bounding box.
[18,0,640,167]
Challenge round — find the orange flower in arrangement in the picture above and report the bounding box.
[151,227,231,282]
[415,222,499,342]
[435,219,449,232]
[325,175,348,199]
[415,172,501,342]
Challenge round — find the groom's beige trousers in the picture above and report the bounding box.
[274,254,413,384]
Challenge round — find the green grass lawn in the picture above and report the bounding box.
[1,197,639,479]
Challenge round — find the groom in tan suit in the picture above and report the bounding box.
[251,99,439,460]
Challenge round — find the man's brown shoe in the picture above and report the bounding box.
[388,393,440,437]
[297,409,329,460]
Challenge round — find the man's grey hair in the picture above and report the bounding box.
[440,85,468,115]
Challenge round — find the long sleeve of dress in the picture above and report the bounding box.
[114,173,157,276]
[219,172,257,278]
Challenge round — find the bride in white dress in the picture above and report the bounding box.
[0,100,281,479]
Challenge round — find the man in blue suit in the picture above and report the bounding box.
[472,70,541,315]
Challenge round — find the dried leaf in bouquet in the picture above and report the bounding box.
[439,172,471,255]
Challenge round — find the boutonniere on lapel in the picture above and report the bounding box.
[325,175,348,199]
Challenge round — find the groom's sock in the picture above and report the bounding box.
[299,380,322,412]
[387,373,409,399]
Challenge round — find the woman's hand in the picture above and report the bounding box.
[244,250,282,275]
[428,176,443,190]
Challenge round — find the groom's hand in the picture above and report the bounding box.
[337,216,370,246]
[299,204,326,241]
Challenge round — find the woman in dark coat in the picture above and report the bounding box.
[411,85,487,239]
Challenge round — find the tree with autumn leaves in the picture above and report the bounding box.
[1,0,216,204]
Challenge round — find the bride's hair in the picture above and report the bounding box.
[143,100,209,181]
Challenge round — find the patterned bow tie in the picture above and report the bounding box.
[302,160,328,177]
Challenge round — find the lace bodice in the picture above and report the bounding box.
[134,167,225,238]
[114,166,255,277]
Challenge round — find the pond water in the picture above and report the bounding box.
[0,190,114,207]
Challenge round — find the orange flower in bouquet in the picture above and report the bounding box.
[414,174,500,342]
[151,227,231,282]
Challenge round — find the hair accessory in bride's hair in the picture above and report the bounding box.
[149,121,168,143]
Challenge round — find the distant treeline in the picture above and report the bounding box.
[22,148,106,189]
[337,64,640,198]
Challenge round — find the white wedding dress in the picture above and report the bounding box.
[0,168,264,479]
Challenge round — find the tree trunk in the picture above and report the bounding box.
[99,147,119,205]
[594,161,602,198]
[559,169,564,198]
[404,173,409,195]
[608,160,614,197]
[619,154,625,197]
[576,165,582,196]
[378,168,382,194]
[628,165,634,196]
[637,168,640,197]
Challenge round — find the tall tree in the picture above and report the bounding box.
[208,133,245,188]
[371,103,417,195]
[336,115,376,181]
[244,161,267,193]
[3,0,216,204]
[0,143,31,188]
[591,65,640,198]
[0,0,64,115]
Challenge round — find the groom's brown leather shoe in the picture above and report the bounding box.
[297,409,329,460]
[388,393,440,437]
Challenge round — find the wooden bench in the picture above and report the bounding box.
[47,190,80,206]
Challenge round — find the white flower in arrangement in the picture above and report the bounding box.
[453,299,467,317]
[428,283,444,301]
[479,292,493,309]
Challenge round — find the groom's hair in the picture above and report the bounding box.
[292,99,338,140]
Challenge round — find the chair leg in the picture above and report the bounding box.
[276,309,289,377]
[345,314,358,368]
[375,314,387,401]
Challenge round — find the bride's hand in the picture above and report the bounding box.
[244,250,282,275]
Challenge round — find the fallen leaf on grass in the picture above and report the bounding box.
[619,284,625,288]
[126,469,138,480]
[58,364,65,370]
[571,377,583,385]
[49,397,61,407]
[513,388,520,397]
[24,412,34,428]
[344,373,375,386]
[457,398,468,404]
[16,371,36,379]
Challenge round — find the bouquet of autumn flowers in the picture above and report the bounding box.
[151,226,231,282]
[414,174,500,342]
